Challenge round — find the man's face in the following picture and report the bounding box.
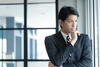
[60,15,78,34]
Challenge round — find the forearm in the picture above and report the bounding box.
[65,58,92,67]
[50,57,92,67]
[45,36,75,66]
[48,44,74,66]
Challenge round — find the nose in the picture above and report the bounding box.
[72,21,76,27]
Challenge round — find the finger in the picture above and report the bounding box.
[76,31,80,36]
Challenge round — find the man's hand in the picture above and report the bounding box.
[48,61,63,67]
[69,31,80,46]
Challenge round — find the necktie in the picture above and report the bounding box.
[66,35,70,41]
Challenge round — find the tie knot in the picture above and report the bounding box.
[66,35,70,41]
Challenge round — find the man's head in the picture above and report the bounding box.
[58,6,79,34]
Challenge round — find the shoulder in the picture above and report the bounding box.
[79,34,89,39]
[79,34,92,46]
[45,32,61,40]
[80,34,88,37]
[77,34,90,43]
[45,33,56,41]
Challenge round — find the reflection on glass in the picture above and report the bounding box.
[27,3,56,28]
[0,30,24,59]
[0,5,24,28]
[0,61,23,67]
[28,29,55,59]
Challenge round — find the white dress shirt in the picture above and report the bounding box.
[60,31,71,43]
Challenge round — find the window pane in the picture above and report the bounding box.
[0,0,23,3]
[28,61,48,67]
[98,1,100,66]
[0,5,24,28]
[28,29,55,59]
[0,61,24,67]
[0,30,24,59]
[27,3,56,28]
[28,0,55,3]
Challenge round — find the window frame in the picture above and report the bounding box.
[0,0,58,67]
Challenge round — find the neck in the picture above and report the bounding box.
[61,29,70,35]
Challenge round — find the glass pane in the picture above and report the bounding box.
[0,30,24,59]
[98,0,100,66]
[0,0,23,3]
[28,61,48,67]
[27,3,56,28]
[28,0,55,3]
[0,61,24,67]
[28,29,55,59]
[0,5,24,28]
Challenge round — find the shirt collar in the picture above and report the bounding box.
[60,30,71,41]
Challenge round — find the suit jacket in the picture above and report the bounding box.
[45,32,92,67]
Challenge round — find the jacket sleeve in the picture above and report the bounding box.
[66,35,92,67]
[45,36,75,66]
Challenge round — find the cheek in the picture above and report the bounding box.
[64,24,70,29]
[65,23,71,28]
[62,23,72,29]
[75,23,78,26]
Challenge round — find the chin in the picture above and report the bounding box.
[71,29,76,31]
[71,30,76,33]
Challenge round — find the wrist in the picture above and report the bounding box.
[69,39,76,46]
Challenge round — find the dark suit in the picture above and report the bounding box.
[45,32,92,67]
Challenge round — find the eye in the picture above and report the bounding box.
[67,20,73,23]
[75,20,78,22]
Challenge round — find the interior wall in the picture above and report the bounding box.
[58,0,85,33]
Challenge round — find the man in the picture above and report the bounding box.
[45,6,92,67]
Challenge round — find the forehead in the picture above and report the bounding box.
[66,14,78,20]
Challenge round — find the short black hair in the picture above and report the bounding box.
[58,6,79,21]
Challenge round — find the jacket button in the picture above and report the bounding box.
[69,53,72,57]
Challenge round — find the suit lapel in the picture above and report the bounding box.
[54,31,67,46]
[54,31,79,47]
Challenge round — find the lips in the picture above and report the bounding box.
[71,28,76,31]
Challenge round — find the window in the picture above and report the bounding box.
[85,0,100,67]
[0,0,57,67]
[27,0,56,60]
[93,0,100,67]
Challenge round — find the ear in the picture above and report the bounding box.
[58,20,62,25]
[58,20,63,29]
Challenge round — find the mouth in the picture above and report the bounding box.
[71,28,76,31]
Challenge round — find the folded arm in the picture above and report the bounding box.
[45,35,92,67]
